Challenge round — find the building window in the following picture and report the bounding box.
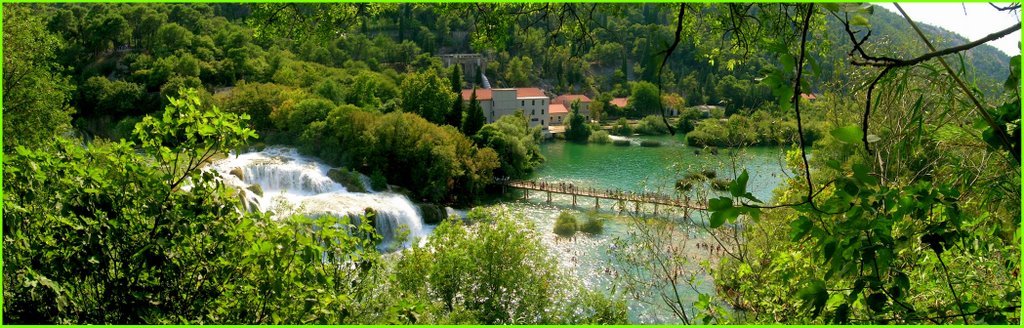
[532,100,535,106]
[542,109,545,115]
[521,100,525,106]
[532,109,535,115]
[542,120,545,125]
[542,100,545,105]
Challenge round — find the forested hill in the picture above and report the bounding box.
[7,3,1016,143]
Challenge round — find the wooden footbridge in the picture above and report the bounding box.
[500,179,707,214]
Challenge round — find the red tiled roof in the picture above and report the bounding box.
[610,97,628,108]
[549,103,569,114]
[800,93,817,100]
[555,94,592,104]
[461,89,493,101]
[515,87,546,98]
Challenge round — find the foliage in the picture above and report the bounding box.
[610,117,632,136]
[473,112,545,179]
[579,217,604,234]
[394,208,627,324]
[553,211,579,237]
[307,108,499,204]
[2,4,76,151]
[462,88,486,136]
[564,100,592,143]
[400,69,454,124]
[633,115,671,135]
[588,130,612,144]
[627,81,661,117]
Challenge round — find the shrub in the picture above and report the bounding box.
[588,130,612,144]
[611,118,632,136]
[711,177,731,191]
[633,115,670,135]
[640,140,662,147]
[370,169,388,191]
[553,211,579,237]
[612,139,631,147]
[328,167,367,192]
[580,217,604,234]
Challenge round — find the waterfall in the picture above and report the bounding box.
[208,147,427,249]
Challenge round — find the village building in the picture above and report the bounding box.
[461,88,550,131]
[548,102,568,125]
[553,94,592,122]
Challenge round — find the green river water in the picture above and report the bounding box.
[510,134,793,323]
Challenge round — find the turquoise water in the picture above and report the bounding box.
[510,135,793,323]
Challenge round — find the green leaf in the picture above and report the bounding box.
[823,239,838,263]
[789,216,813,242]
[730,170,748,198]
[831,125,864,144]
[850,14,871,27]
[796,279,828,318]
[709,197,733,211]
[709,207,739,228]
[866,293,887,312]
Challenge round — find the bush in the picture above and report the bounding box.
[370,169,388,191]
[588,130,612,144]
[640,140,662,147]
[553,211,579,237]
[613,139,631,147]
[611,117,632,136]
[328,167,367,192]
[580,217,604,234]
[711,177,731,191]
[633,115,670,135]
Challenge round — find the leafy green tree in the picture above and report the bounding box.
[627,80,660,117]
[3,89,258,323]
[446,93,464,128]
[564,100,591,142]
[79,76,148,117]
[449,62,463,92]
[395,208,628,324]
[2,4,76,151]
[400,70,454,124]
[462,88,486,136]
[153,23,193,57]
[473,112,545,179]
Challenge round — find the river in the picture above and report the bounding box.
[513,134,791,323]
[210,135,791,323]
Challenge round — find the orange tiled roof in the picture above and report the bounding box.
[515,87,546,98]
[610,97,629,108]
[461,88,493,101]
[549,103,569,114]
[800,93,817,100]
[555,94,592,104]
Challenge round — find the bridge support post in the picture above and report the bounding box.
[547,192,551,203]
[572,194,577,207]
[654,204,658,216]
[525,189,529,200]
[635,201,640,215]
[595,197,599,209]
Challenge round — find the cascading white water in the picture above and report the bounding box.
[208,147,426,249]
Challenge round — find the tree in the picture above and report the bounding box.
[564,100,591,142]
[449,63,463,92]
[627,80,660,118]
[462,88,486,136]
[400,70,454,124]
[473,112,545,179]
[446,93,464,128]
[2,4,76,151]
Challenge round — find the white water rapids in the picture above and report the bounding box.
[208,147,429,249]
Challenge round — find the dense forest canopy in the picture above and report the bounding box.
[3,2,1020,325]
